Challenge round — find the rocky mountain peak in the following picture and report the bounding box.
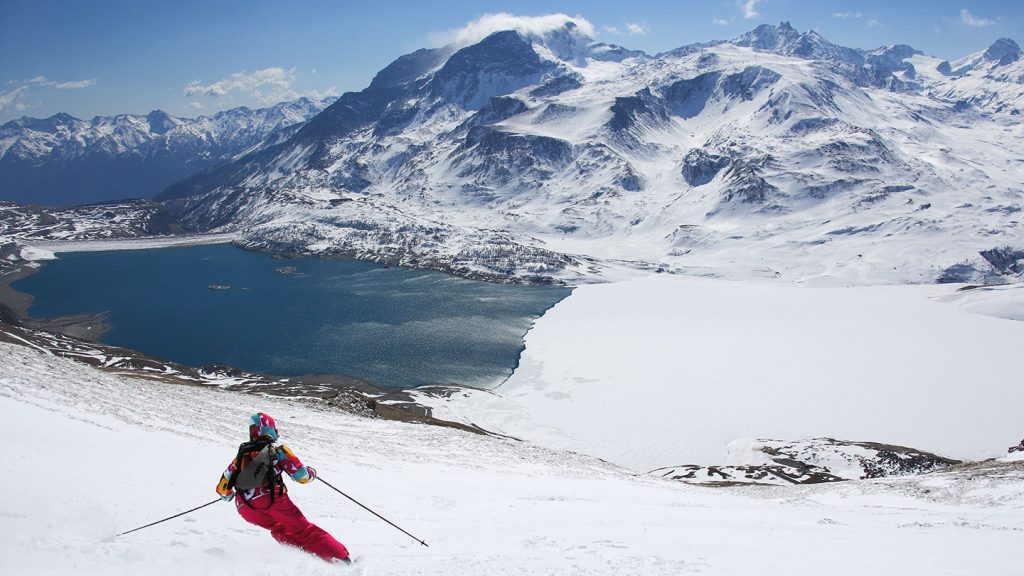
[367,46,455,91]
[9,111,81,133]
[732,22,862,66]
[983,38,1022,66]
[429,30,556,109]
[733,21,802,52]
[145,109,180,135]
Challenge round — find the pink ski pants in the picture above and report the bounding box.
[237,493,350,562]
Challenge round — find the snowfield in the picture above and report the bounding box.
[417,276,1024,471]
[2,341,1022,575]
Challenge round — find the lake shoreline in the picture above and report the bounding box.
[2,232,239,340]
[8,241,570,389]
[0,253,111,341]
[0,236,571,435]
[0,246,504,435]
[0,319,495,437]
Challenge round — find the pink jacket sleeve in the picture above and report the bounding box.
[274,444,316,484]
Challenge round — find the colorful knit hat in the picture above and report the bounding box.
[249,412,279,441]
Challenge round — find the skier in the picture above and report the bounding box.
[216,412,351,564]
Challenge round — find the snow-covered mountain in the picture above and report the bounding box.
[0,97,333,206]
[150,20,1023,286]
[932,37,1024,114]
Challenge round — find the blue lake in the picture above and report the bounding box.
[13,244,571,389]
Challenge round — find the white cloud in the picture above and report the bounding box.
[53,79,96,90]
[603,22,650,36]
[833,12,862,19]
[0,76,95,113]
[712,18,732,26]
[185,67,299,104]
[433,13,595,46]
[0,86,29,112]
[868,19,881,28]
[188,101,205,110]
[24,75,95,89]
[741,0,761,19]
[184,67,337,105]
[625,23,650,35]
[960,9,994,27]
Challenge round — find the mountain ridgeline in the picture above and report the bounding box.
[0,98,333,205]
[9,22,1024,285]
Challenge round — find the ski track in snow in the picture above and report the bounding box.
[2,341,1022,575]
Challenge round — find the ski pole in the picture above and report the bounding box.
[319,476,429,547]
[112,498,222,538]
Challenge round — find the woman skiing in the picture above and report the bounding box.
[216,412,351,563]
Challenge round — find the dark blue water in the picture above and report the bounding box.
[13,244,570,388]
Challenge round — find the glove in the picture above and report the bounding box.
[307,467,317,482]
[220,492,235,502]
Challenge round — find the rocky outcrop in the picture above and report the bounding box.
[681,148,732,186]
[652,438,962,486]
[938,246,1024,284]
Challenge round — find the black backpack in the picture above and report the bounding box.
[226,439,285,509]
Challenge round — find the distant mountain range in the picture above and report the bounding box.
[0,97,332,205]
[5,21,1023,285]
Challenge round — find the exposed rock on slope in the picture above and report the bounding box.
[0,199,179,241]
[651,438,963,486]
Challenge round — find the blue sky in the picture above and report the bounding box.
[1,0,1021,122]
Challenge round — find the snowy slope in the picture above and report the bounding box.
[156,20,1023,286]
[2,341,1022,575]
[927,37,1024,115]
[416,276,1024,472]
